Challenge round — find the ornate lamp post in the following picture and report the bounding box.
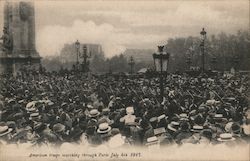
[128,56,135,74]
[200,28,207,73]
[153,46,170,102]
[75,40,80,65]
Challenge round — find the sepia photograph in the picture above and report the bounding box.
[0,0,249,161]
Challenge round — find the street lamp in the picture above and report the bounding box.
[128,56,135,74]
[153,45,170,102]
[200,28,207,73]
[75,40,80,65]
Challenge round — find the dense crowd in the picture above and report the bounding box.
[0,70,249,148]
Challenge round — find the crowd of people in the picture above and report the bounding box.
[0,69,249,148]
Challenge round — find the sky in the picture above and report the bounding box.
[0,0,249,57]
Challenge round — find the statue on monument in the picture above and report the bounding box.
[0,27,13,53]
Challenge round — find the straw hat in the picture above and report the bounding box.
[26,101,37,112]
[97,123,111,134]
[0,125,13,137]
[29,112,40,120]
[191,125,204,132]
[87,104,94,110]
[179,113,189,121]
[217,133,235,142]
[146,136,159,146]
[167,121,180,132]
[88,109,100,118]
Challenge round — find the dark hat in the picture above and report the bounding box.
[34,122,47,133]
[180,121,190,131]
[98,117,114,125]
[231,123,241,133]
[13,112,24,120]
[193,114,205,125]
[201,129,213,139]
[43,130,58,142]
[86,126,96,136]
[87,119,97,128]
[111,128,120,136]
[53,123,65,133]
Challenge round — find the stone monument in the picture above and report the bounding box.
[0,1,41,75]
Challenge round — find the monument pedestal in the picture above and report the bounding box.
[0,55,41,75]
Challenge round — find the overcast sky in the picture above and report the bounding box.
[0,0,249,57]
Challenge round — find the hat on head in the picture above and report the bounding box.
[0,125,13,137]
[61,102,67,108]
[191,125,204,132]
[29,112,40,120]
[167,121,180,132]
[88,109,100,118]
[146,136,159,146]
[87,104,94,109]
[53,123,65,133]
[34,122,47,133]
[26,101,37,112]
[47,101,54,106]
[87,119,97,128]
[230,123,241,134]
[98,117,114,125]
[97,123,111,134]
[180,121,190,131]
[154,127,166,136]
[13,112,24,120]
[217,133,235,142]
[179,113,189,121]
[116,97,121,100]
[7,99,15,104]
[18,100,25,104]
[102,108,110,115]
[201,129,213,139]
[111,128,120,136]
